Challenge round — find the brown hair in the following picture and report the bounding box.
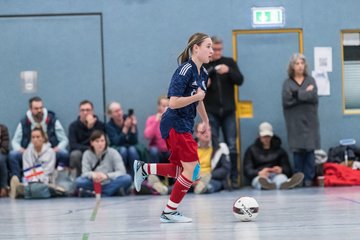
[177,32,210,64]
[31,126,48,142]
[29,96,42,108]
[89,130,108,151]
[79,99,94,109]
[157,95,168,105]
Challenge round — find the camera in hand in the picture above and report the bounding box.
[128,109,134,117]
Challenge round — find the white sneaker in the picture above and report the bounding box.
[9,176,21,199]
[160,211,192,223]
[133,160,147,192]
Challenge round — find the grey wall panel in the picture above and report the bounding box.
[0,14,104,137]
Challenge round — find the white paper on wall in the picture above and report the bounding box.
[314,47,332,72]
[312,70,330,96]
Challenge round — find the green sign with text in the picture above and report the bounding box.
[252,7,285,27]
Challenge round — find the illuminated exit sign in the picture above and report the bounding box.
[252,7,285,28]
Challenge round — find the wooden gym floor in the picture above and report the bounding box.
[1,186,360,240]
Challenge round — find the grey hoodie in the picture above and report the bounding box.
[22,142,56,184]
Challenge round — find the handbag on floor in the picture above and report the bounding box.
[24,182,51,199]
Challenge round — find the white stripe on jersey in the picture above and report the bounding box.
[179,63,192,76]
[202,66,208,75]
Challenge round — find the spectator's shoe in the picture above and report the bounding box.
[147,175,168,195]
[304,179,313,187]
[48,184,67,197]
[160,211,192,223]
[0,187,8,197]
[280,172,304,189]
[194,173,211,194]
[259,177,276,190]
[133,160,148,192]
[9,176,22,199]
[16,184,25,198]
[117,187,127,196]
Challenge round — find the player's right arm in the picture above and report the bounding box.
[168,64,205,109]
[169,88,205,109]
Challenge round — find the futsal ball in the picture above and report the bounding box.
[233,196,259,222]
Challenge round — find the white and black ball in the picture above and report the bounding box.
[233,196,259,222]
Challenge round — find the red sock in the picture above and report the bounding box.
[164,173,192,212]
[147,163,182,178]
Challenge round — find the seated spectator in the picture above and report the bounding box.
[10,127,64,199]
[106,102,139,175]
[144,96,170,164]
[244,122,304,190]
[0,123,9,197]
[9,96,69,180]
[69,100,105,177]
[75,130,132,197]
[193,122,231,194]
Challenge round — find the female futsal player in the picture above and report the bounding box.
[134,32,213,223]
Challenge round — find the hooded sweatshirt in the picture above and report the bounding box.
[22,142,56,184]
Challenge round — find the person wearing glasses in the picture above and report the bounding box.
[203,36,244,189]
[68,100,105,177]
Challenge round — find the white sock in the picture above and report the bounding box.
[144,164,157,175]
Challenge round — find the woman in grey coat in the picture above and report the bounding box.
[282,53,320,187]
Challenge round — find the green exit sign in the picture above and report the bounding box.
[252,7,285,28]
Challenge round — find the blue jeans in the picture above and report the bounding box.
[207,179,223,193]
[0,153,8,188]
[117,146,139,176]
[252,174,288,190]
[56,150,70,168]
[75,174,132,197]
[8,150,22,179]
[148,146,170,164]
[293,151,315,184]
[208,112,238,182]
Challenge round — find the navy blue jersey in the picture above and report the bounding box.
[160,60,208,139]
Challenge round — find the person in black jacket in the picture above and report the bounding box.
[244,122,304,190]
[68,100,105,177]
[203,36,244,189]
